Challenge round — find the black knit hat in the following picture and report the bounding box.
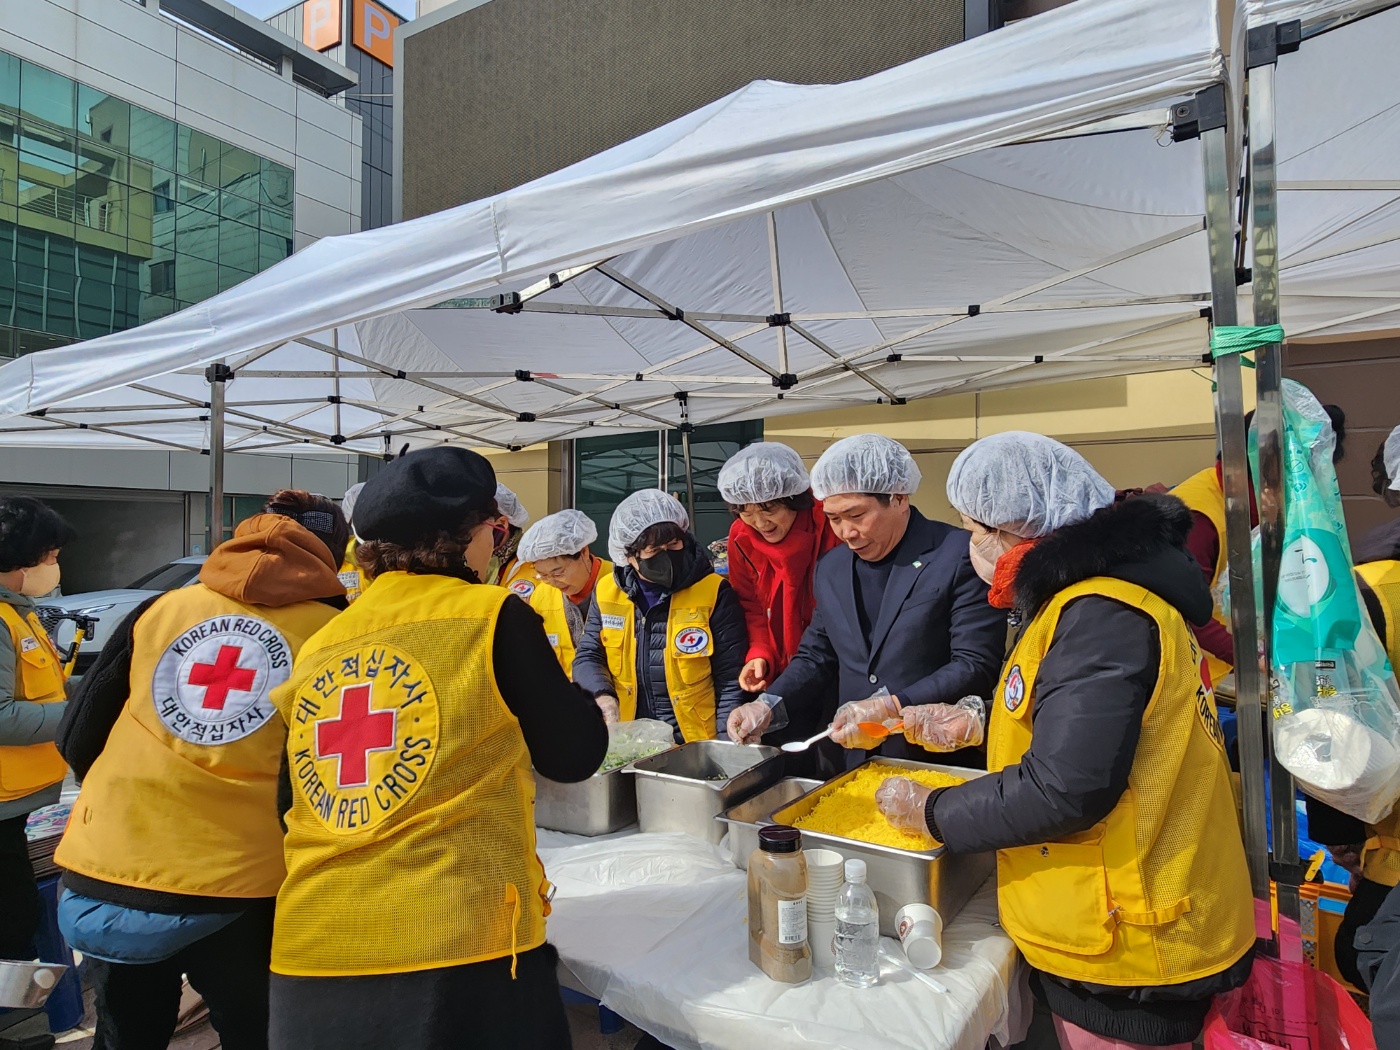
[353,447,498,545]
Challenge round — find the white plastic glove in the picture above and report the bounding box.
[595,695,620,725]
[875,776,934,836]
[902,696,986,752]
[726,700,773,744]
[831,689,902,749]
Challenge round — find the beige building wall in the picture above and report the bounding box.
[478,368,1243,526]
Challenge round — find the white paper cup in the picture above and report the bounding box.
[805,848,845,888]
[895,903,943,969]
[807,916,837,972]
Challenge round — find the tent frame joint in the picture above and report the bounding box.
[772,373,798,390]
[1170,84,1226,142]
[1246,20,1301,69]
[767,312,790,326]
[492,292,524,314]
[967,304,980,317]
[205,362,234,384]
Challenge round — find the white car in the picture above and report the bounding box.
[35,556,207,674]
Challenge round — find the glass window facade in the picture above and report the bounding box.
[574,421,764,555]
[0,50,295,359]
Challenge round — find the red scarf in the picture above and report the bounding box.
[730,505,839,673]
[987,539,1038,610]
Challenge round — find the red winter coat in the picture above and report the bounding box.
[726,504,840,677]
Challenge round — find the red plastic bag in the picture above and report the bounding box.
[1203,955,1375,1050]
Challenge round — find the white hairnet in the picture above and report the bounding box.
[1386,424,1400,491]
[494,483,530,528]
[810,434,922,500]
[946,431,1115,538]
[717,443,811,506]
[340,482,365,528]
[518,510,598,562]
[607,489,689,563]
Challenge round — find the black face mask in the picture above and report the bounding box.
[636,548,686,590]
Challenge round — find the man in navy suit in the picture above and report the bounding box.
[727,434,1005,766]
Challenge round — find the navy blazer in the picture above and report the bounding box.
[768,508,1006,761]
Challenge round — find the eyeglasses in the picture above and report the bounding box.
[535,565,573,582]
[489,523,510,548]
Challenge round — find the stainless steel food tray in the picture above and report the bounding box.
[771,757,994,936]
[717,777,821,869]
[628,740,783,843]
[535,760,645,836]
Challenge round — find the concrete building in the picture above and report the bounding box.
[0,0,365,590]
[266,0,408,229]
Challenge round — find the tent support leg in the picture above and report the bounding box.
[1202,121,1272,907]
[678,394,696,527]
[1249,47,1301,936]
[559,439,576,510]
[206,362,230,553]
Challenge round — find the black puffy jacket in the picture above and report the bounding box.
[573,541,748,742]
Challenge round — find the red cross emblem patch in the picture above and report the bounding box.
[286,642,440,834]
[152,616,291,745]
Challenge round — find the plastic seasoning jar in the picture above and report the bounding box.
[747,825,812,983]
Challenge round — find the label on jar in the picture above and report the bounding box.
[777,897,808,945]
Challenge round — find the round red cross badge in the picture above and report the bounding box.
[509,579,536,599]
[151,615,291,745]
[285,642,440,834]
[674,626,710,655]
[1003,665,1026,713]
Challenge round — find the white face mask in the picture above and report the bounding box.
[20,561,60,597]
[968,533,1003,586]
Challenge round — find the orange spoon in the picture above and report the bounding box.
[856,719,905,743]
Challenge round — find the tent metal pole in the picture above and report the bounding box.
[678,394,696,527]
[767,212,790,376]
[206,362,230,553]
[1249,28,1301,936]
[559,440,576,510]
[1201,112,1272,906]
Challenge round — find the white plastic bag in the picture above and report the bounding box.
[1267,381,1400,824]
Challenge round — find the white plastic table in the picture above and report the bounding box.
[538,828,1030,1050]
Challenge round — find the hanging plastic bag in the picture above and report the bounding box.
[1202,954,1375,1050]
[1268,380,1400,825]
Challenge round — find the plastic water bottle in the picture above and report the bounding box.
[834,858,879,987]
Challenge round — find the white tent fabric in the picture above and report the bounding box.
[0,0,1236,455]
[1239,1,1400,344]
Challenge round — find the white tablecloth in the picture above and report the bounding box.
[538,829,1030,1050]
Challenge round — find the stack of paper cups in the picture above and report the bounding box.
[804,848,845,972]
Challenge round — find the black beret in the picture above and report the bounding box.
[353,447,497,546]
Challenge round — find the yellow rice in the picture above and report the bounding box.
[793,765,966,851]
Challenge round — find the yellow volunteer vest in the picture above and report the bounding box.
[987,577,1254,987]
[1170,467,1233,685]
[594,572,723,743]
[0,602,67,802]
[518,559,613,676]
[271,572,548,977]
[1358,559,1400,887]
[55,585,337,898]
[337,541,368,604]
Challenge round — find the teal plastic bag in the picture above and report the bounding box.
[1269,380,1400,825]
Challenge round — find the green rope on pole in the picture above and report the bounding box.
[1209,324,1284,359]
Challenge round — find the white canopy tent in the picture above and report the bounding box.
[0,0,1291,905]
[0,0,1238,458]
